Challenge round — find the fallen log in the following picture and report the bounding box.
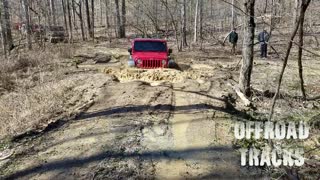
[227,82,251,106]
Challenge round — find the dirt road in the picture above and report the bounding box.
[1,44,267,179]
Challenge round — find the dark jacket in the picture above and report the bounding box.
[258,31,270,43]
[229,31,238,44]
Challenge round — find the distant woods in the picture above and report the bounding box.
[0,1,318,53]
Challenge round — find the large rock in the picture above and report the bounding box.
[94,53,112,63]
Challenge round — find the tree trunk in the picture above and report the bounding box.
[297,1,307,99]
[115,0,121,38]
[2,0,13,51]
[0,2,7,57]
[91,0,94,39]
[120,0,126,38]
[105,0,110,28]
[269,0,276,36]
[67,0,73,43]
[51,0,57,25]
[19,0,24,22]
[193,0,199,43]
[46,0,52,26]
[231,0,236,29]
[62,0,68,38]
[76,1,85,40]
[85,0,92,39]
[72,0,77,30]
[239,0,255,96]
[199,0,203,41]
[23,0,32,50]
[181,0,187,47]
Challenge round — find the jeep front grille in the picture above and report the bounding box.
[142,60,163,68]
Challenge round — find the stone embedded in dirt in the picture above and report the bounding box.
[0,149,13,160]
[94,53,112,63]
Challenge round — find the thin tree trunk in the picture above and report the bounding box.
[19,0,24,22]
[269,0,276,36]
[51,0,57,25]
[193,0,199,43]
[62,0,68,37]
[231,0,236,29]
[181,0,187,47]
[72,0,77,30]
[239,0,255,96]
[199,0,203,41]
[76,1,85,41]
[85,0,92,39]
[120,0,126,38]
[46,0,52,26]
[67,0,73,43]
[100,0,103,26]
[2,0,13,51]
[0,2,7,57]
[105,0,110,28]
[23,0,32,50]
[91,0,94,39]
[165,0,168,34]
[115,0,121,38]
[297,1,307,99]
[269,0,311,121]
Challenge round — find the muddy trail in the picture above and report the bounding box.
[1,44,266,179]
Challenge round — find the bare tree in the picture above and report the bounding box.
[181,0,187,47]
[51,0,57,25]
[67,0,73,42]
[23,0,32,50]
[239,0,255,96]
[115,0,121,38]
[0,2,7,57]
[120,0,126,38]
[72,0,77,30]
[193,0,199,43]
[85,0,92,39]
[91,0,94,39]
[269,0,312,120]
[297,0,308,99]
[105,0,110,28]
[231,0,236,29]
[199,0,203,41]
[3,0,13,51]
[75,0,85,40]
[46,0,52,26]
[62,0,68,37]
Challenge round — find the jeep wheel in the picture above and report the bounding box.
[168,60,177,69]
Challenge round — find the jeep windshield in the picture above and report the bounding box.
[134,41,167,52]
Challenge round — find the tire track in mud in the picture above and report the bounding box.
[142,84,245,179]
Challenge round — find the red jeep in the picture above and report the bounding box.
[128,38,174,68]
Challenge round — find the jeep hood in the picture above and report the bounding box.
[132,52,168,60]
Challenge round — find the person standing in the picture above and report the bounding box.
[258,29,270,58]
[228,28,238,55]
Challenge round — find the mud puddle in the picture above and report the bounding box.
[103,64,220,85]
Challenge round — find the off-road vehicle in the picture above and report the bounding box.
[128,38,174,68]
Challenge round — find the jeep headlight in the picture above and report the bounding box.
[162,60,166,65]
[137,59,142,64]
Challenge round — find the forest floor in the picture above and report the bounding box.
[0,40,319,179]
